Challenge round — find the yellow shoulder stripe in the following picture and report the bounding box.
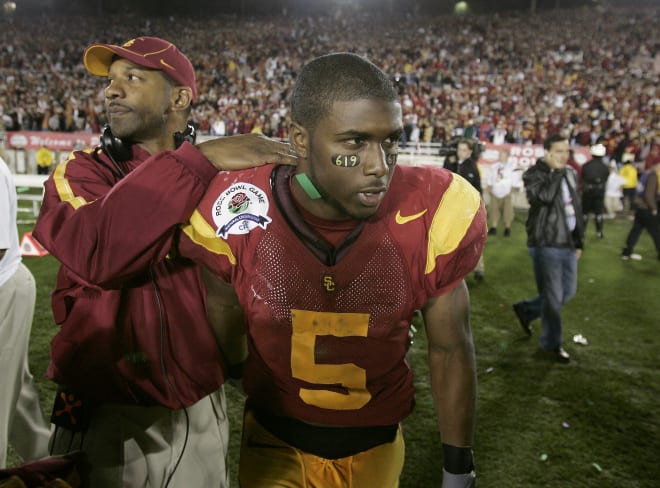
[53,150,93,209]
[182,210,237,265]
[425,175,482,274]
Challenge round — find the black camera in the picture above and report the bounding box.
[438,140,458,158]
[438,137,485,160]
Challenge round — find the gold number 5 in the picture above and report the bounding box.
[290,309,371,410]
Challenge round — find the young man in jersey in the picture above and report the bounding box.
[180,53,486,487]
[33,36,296,487]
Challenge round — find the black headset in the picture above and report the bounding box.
[99,123,197,177]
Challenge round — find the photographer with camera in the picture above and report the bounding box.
[444,138,486,282]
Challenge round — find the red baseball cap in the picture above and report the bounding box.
[83,36,197,101]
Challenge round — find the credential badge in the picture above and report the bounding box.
[212,182,271,238]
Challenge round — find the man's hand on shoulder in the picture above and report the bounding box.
[197,133,298,171]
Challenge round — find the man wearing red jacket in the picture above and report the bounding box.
[33,36,295,487]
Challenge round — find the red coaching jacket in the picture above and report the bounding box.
[33,142,227,407]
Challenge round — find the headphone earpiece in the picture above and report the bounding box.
[100,122,196,171]
[173,123,197,148]
[100,125,132,163]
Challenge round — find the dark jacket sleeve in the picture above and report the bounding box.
[33,142,218,287]
[523,161,564,206]
[457,158,482,194]
[642,171,658,212]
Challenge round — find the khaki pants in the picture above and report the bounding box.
[0,263,50,468]
[488,194,514,229]
[50,388,229,488]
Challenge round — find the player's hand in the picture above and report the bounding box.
[197,133,298,171]
[442,468,476,488]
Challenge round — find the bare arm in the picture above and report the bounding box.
[197,133,298,170]
[422,280,476,448]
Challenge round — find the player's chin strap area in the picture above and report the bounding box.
[442,469,476,488]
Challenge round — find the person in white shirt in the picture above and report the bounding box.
[604,162,626,219]
[0,157,50,468]
[485,149,516,236]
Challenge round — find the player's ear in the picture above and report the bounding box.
[289,122,308,159]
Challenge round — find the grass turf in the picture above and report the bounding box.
[12,211,660,487]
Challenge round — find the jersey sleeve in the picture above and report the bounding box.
[179,208,236,283]
[33,142,218,288]
[178,173,240,283]
[424,171,487,296]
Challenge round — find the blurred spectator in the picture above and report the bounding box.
[485,149,515,237]
[35,146,53,175]
[604,162,626,219]
[0,157,50,469]
[445,138,485,282]
[621,162,660,261]
[581,144,610,239]
[619,155,639,215]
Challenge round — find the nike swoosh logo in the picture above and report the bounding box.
[395,209,427,224]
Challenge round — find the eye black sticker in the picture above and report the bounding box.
[332,153,397,167]
[386,153,398,166]
[332,154,360,167]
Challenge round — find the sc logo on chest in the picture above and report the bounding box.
[322,274,336,293]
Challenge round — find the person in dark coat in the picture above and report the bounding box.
[581,143,610,238]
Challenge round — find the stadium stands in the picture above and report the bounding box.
[0,6,657,162]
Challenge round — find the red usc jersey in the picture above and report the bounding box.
[180,164,486,427]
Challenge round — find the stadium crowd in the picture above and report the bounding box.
[0,5,658,164]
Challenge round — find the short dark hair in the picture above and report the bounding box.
[456,138,474,151]
[544,133,568,151]
[290,53,398,131]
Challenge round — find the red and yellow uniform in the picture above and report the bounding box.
[182,163,484,422]
[180,163,486,485]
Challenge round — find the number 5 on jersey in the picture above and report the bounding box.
[290,309,371,410]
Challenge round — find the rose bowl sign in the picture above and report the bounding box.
[478,143,591,169]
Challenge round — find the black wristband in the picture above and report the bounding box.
[442,443,474,475]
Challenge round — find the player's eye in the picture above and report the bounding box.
[344,137,366,148]
[382,136,400,151]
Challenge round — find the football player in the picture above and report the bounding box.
[180,53,486,488]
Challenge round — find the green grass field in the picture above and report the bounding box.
[13,211,660,487]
